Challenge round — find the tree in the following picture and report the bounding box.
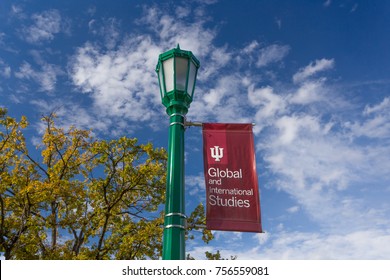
[0,108,212,259]
[0,107,35,260]
[205,250,237,260]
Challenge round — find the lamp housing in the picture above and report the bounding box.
[156,45,200,114]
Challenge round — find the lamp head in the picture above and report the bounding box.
[156,45,200,115]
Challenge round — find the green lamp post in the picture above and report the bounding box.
[156,45,200,260]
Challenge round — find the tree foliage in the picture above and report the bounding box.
[0,108,212,259]
[205,250,237,260]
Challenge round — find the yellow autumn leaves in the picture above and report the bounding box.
[1,108,211,260]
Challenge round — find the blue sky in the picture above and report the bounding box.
[1,0,390,259]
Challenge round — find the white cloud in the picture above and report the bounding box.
[29,99,115,136]
[269,117,349,187]
[289,79,326,105]
[247,84,287,134]
[293,58,334,83]
[195,0,218,4]
[200,45,232,80]
[261,97,390,232]
[88,17,121,49]
[15,61,59,92]
[257,229,390,259]
[275,17,282,29]
[138,6,217,58]
[363,97,390,116]
[274,115,321,144]
[242,40,260,54]
[69,6,239,128]
[350,4,358,13]
[287,206,300,213]
[0,33,18,54]
[323,0,332,7]
[347,116,390,139]
[22,9,63,44]
[189,73,253,124]
[140,6,233,81]
[248,85,286,117]
[188,228,390,259]
[175,6,191,18]
[346,97,390,139]
[186,173,206,198]
[243,74,390,239]
[10,5,27,19]
[256,44,290,67]
[70,35,165,121]
[202,75,237,108]
[0,59,11,78]
[186,245,215,260]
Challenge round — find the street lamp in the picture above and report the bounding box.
[156,45,200,260]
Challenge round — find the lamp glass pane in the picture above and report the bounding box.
[187,60,197,97]
[158,64,164,98]
[163,58,174,92]
[175,57,188,91]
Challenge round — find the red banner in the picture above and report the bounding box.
[203,123,262,232]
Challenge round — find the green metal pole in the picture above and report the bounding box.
[162,107,186,260]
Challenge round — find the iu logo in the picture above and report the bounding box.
[210,146,224,162]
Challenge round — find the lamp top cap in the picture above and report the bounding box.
[157,45,200,68]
